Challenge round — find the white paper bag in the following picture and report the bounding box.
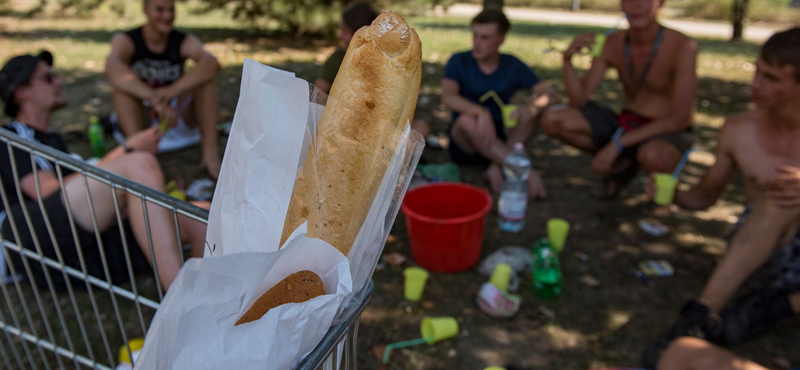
[134,236,352,370]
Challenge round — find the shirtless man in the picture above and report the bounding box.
[641,28,800,368]
[105,0,222,179]
[442,8,556,198]
[540,0,696,198]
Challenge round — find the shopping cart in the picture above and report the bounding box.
[0,129,371,369]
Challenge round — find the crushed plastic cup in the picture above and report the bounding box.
[547,218,570,253]
[420,316,459,344]
[591,33,606,57]
[654,173,678,206]
[502,104,518,128]
[118,337,145,366]
[489,262,512,293]
[403,267,429,302]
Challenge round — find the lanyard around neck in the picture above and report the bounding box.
[624,25,664,102]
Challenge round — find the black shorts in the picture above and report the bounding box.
[1,190,150,290]
[729,205,800,293]
[580,101,694,159]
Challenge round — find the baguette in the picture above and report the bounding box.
[279,11,422,255]
[235,270,326,326]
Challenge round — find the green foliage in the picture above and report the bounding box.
[193,0,341,35]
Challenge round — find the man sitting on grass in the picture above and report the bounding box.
[0,51,207,292]
[104,0,222,179]
[540,0,696,199]
[441,8,556,198]
[641,28,800,368]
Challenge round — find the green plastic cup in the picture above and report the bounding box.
[420,316,459,344]
[654,173,678,206]
[404,267,429,302]
[547,218,570,253]
[591,33,606,57]
[484,367,507,370]
[502,104,518,128]
[489,263,512,293]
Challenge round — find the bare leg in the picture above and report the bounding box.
[658,337,767,370]
[112,89,150,137]
[699,197,800,314]
[791,292,800,313]
[540,105,599,153]
[411,119,431,138]
[188,80,221,180]
[637,139,682,174]
[62,152,183,291]
[450,114,509,165]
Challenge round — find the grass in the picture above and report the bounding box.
[3,3,798,369]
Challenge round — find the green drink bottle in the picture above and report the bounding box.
[88,116,105,158]
[532,238,563,299]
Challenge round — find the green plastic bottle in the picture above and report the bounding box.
[88,115,105,158]
[532,238,563,299]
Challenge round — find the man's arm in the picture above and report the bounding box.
[104,32,153,101]
[618,38,698,148]
[19,171,71,202]
[562,32,608,107]
[673,119,737,210]
[153,34,220,102]
[440,78,483,116]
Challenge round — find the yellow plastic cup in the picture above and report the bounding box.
[547,218,570,253]
[591,33,606,57]
[502,104,518,128]
[489,263,512,293]
[420,316,459,344]
[484,367,507,370]
[654,173,678,206]
[118,337,145,364]
[404,267,429,302]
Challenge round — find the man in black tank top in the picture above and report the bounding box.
[104,0,222,179]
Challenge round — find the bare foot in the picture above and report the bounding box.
[200,154,221,181]
[528,172,547,199]
[483,164,504,194]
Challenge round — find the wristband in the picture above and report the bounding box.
[612,127,624,153]
[121,141,134,154]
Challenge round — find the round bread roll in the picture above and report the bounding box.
[235,270,326,326]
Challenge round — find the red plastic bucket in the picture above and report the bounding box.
[401,182,492,273]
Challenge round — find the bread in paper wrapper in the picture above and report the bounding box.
[279,11,422,255]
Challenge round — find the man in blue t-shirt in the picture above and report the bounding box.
[441,8,556,198]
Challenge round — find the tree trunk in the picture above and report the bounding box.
[572,0,581,12]
[731,0,750,41]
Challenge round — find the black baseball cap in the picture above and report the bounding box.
[0,51,54,117]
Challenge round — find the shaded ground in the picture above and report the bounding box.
[1,6,798,370]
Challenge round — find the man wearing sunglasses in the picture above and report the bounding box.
[0,51,207,292]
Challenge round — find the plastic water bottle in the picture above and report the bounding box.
[88,115,105,158]
[532,238,563,299]
[498,142,531,232]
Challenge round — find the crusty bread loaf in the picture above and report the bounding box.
[235,270,326,326]
[279,11,422,256]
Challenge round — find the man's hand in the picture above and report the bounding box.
[125,127,163,154]
[764,165,800,208]
[152,103,178,131]
[474,110,497,150]
[563,33,596,62]
[591,143,620,175]
[149,87,176,107]
[528,171,547,200]
[644,173,657,201]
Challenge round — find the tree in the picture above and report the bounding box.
[731,0,749,41]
